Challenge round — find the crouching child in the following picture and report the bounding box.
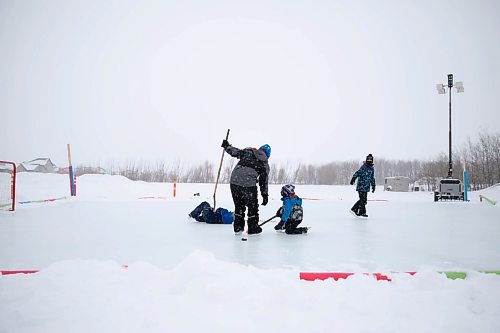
[274,184,308,234]
[189,201,234,224]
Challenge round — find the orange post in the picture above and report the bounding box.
[173,178,177,198]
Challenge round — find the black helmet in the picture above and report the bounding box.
[280,184,295,197]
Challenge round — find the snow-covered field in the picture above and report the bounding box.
[1,173,499,332]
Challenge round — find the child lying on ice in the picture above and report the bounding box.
[189,201,234,224]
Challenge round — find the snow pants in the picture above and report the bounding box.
[190,201,215,223]
[285,220,308,234]
[352,191,368,215]
[230,184,261,234]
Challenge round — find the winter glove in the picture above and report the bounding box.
[276,207,283,218]
[274,221,285,230]
[372,186,376,193]
[262,195,268,206]
[350,177,356,185]
[221,139,230,149]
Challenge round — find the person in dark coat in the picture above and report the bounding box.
[350,154,376,217]
[221,139,270,235]
[274,184,308,234]
[189,201,234,224]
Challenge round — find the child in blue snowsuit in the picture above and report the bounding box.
[189,201,234,224]
[350,154,376,217]
[274,184,307,234]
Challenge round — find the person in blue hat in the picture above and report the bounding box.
[221,140,271,235]
[188,201,234,224]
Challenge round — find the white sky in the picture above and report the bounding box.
[1,0,499,167]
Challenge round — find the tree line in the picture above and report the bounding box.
[76,131,500,191]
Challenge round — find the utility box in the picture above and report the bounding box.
[434,178,464,201]
[384,177,411,192]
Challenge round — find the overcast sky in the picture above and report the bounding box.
[1,0,499,167]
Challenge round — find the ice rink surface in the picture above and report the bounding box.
[1,173,498,272]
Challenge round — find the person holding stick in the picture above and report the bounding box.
[221,139,271,235]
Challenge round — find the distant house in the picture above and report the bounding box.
[414,177,441,192]
[17,158,56,173]
[384,176,411,192]
[75,166,107,176]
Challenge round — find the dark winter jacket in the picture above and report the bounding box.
[224,146,270,197]
[203,208,231,224]
[351,164,375,192]
[191,202,233,224]
[277,195,303,225]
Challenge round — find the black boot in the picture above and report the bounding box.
[233,213,245,234]
[247,215,262,235]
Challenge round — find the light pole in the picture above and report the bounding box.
[436,74,464,178]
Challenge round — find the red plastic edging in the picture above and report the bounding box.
[300,272,417,282]
[1,265,129,276]
[1,270,39,275]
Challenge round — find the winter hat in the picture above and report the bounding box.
[280,184,295,197]
[366,154,374,165]
[259,144,271,158]
[221,209,234,224]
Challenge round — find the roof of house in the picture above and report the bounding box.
[19,158,55,171]
[19,163,39,171]
[26,158,53,165]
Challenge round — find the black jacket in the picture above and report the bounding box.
[225,146,269,197]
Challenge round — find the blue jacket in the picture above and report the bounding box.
[352,164,375,192]
[279,195,302,224]
[204,208,232,224]
[190,202,233,224]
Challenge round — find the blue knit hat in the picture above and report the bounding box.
[221,210,234,224]
[259,144,271,158]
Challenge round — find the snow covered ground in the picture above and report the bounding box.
[1,173,499,332]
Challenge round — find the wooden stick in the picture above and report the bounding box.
[213,129,230,208]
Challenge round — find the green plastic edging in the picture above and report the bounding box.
[441,271,500,280]
[479,195,497,205]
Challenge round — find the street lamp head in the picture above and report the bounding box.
[455,81,464,93]
[436,84,446,94]
[447,74,454,88]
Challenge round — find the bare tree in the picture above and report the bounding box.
[84,131,499,189]
[221,159,235,183]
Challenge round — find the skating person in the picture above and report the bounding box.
[221,139,270,235]
[188,201,234,224]
[350,154,376,217]
[274,184,308,234]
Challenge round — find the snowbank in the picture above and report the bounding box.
[1,251,499,333]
